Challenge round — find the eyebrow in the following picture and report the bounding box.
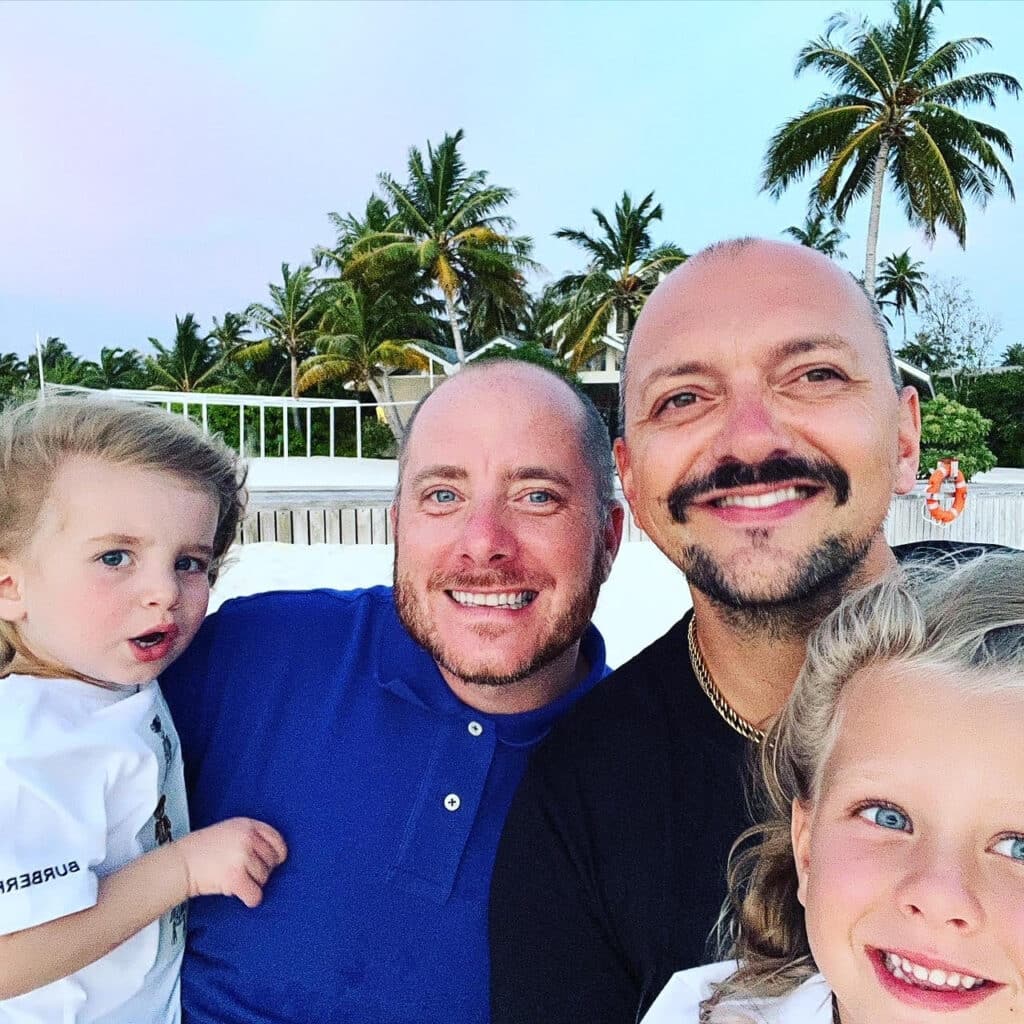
[87,533,214,555]
[408,465,469,489]
[409,465,575,490]
[636,335,858,399]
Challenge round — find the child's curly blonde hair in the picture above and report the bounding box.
[0,395,246,677]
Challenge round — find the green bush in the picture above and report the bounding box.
[940,368,1024,468]
[918,394,996,481]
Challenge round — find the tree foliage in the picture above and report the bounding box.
[876,249,928,343]
[346,130,535,363]
[896,276,1000,385]
[783,209,848,258]
[918,393,996,480]
[762,0,1020,292]
[940,367,1024,467]
[551,190,686,371]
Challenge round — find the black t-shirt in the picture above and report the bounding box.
[488,542,1002,1024]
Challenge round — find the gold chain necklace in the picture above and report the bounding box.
[687,617,766,745]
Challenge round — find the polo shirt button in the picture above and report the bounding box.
[444,793,461,812]
[467,721,483,736]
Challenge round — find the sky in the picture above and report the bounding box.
[2,0,1023,363]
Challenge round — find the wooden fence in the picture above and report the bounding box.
[239,485,1023,549]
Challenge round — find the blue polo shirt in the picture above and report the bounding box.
[161,586,608,1024]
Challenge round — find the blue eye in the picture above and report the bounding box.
[429,489,457,504]
[662,392,696,411]
[99,550,130,568]
[858,804,911,832]
[175,555,207,573]
[992,836,1024,862]
[526,491,552,504]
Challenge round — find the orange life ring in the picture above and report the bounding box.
[924,458,967,524]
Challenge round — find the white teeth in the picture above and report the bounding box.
[882,952,985,991]
[714,486,807,509]
[450,591,535,609]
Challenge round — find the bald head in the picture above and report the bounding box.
[621,238,899,430]
[398,361,615,514]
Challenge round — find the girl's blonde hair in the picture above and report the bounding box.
[0,395,246,677]
[703,550,1024,1021]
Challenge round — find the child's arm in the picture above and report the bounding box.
[0,817,287,1001]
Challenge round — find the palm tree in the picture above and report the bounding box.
[241,264,321,400]
[345,129,536,364]
[1001,342,1024,367]
[146,314,222,392]
[551,191,687,371]
[208,311,251,355]
[79,346,145,389]
[296,281,431,441]
[314,194,398,275]
[762,0,1019,293]
[0,352,28,397]
[783,209,848,259]
[875,249,929,343]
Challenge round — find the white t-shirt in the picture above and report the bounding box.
[0,674,189,1023]
[642,960,833,1024]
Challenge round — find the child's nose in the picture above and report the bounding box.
[895,845,984,933]
[143,568,181,610]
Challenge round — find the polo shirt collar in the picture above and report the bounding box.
[376,591,607,747]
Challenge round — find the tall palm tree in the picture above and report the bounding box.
[146,314,222,392]
[551,191,687,371]
[296,281,431,441]
[241,264,321,400]
[762,0,1019,293]
[783,209,848,259]
[876,249,929,342]
[79,346,145,389]
[346,130,536,364]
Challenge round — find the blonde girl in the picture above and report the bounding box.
[644,551,1024,1024]
[0,396,286,1022]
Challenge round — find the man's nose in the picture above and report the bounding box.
[894,841,984,935]
[458,500,518,565]
[715,387,796,466]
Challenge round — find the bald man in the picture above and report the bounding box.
[162,361,623,1024]
[488,240,978,1023]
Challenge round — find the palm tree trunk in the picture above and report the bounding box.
[444,293,467,366]
[367,375,405,443]
[863,138,891,295]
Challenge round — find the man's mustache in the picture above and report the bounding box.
[427,569,554,592]
[667,456,851,524]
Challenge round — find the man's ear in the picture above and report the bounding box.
[389,502,398,538]
[600,502,626,582]
[0,558,26,623]
[791,797,813,908]
[894,386,921,496]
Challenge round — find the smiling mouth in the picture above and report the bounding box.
[708,485,819,510]
[879,950,991,992]
[448,590,537,609]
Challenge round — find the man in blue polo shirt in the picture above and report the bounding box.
[161,360,624,1024]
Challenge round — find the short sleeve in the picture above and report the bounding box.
[0,735,108,935]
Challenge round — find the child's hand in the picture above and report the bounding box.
[176,818,288,907]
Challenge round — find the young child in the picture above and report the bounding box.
[0,396,287,1021]
[643,551,1024,1024]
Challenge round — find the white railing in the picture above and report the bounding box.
[43,384,417,459]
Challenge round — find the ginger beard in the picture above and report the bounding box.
[393,532,606,688]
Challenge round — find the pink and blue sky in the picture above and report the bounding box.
[2,0,1022,361]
